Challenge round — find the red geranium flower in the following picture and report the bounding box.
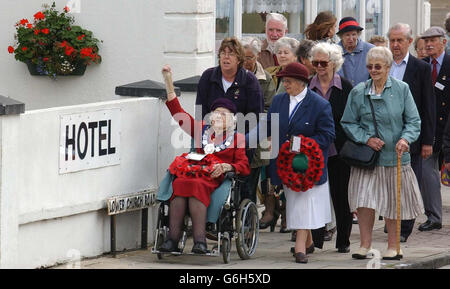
[22,46,28,51]
[41,28,49,35]
[34,29,40,35]
[65,45,74,56]
[77,34,85,41]
[26,23,33,29]
[19,19,29,26]
[7,46,14,54]
[43,57,49,62]
[34,11,45,20]
[60,40,67,48]
[64,6,70,13]
[80,47,93,58]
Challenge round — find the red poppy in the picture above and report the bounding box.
[19,19,29,25]
[22,47,28,52]
[41,28,49,35]
[7,46,14,54]
[34,11,45,20]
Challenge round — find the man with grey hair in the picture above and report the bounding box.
[387,23,435,240]
[419,26,450,232]
[258,13,288,69]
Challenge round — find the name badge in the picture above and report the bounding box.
[185,152,206,161]
[290,136,301,153]
[435,82,445,91]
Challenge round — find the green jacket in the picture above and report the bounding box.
[340,77,421,167]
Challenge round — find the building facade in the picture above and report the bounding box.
[0,0,431,268]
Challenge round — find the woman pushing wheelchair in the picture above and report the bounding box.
[158,65,250,254]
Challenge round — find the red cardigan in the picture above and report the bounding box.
[165,98,250,206]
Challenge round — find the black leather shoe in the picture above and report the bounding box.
[337,246,350,253]
[159,239,178,252]
[418,220,442,231]
[294,252,308,264]
[192,242,208,254]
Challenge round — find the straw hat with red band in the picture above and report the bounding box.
[337,17,364,35]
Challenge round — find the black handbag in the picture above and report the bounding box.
[340,95,380,169]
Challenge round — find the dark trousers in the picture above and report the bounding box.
[245,167,261,204]
[327,156,353,249]
[400,153,422,239]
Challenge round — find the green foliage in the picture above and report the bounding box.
[8,2,102,78]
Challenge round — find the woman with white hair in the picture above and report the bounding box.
[341,46,423,260]
[267,37,300,94]
[309,42,354,253]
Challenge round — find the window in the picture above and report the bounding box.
[365,0,383,40]
[318,0,336,14]
[216,0,235,56]
[342,0,360,22]
[242,0,305,40]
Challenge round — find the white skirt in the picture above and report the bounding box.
[284,181,332,230]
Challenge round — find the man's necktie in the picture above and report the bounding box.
[432,58,438,85]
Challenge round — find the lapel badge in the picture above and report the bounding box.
[443,75,447,81]
[234,89,240,99]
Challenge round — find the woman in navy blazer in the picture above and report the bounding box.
[266,62,335,263]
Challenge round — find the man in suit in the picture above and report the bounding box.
[388,23,436,241]
[419,26,450,231]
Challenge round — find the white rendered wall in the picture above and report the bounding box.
[0,0,214,110]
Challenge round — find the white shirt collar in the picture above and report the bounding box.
[290,86,308,104]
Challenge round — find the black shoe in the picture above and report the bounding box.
[418,220,442,231]
[159,239,178,252]
[259,212,280,232]
[384,225,388,234]
[294,252,308,263]
[192,242,208,254]
[337,246,350,253]
[205,223,218,241]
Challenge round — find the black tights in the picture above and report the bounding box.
[168,196,207,244]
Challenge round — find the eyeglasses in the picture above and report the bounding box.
[220,51,236,58]
[366,64,383,71]
[244,56,256,61]
[312,60,329,67]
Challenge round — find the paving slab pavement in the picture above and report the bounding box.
[54,186,450,269]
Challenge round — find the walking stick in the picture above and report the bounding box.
[396,153,401,258]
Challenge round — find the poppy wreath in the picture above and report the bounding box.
[169,153,222,178]
[277,135,324,192]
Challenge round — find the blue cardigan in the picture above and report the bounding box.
[267,89,335,186]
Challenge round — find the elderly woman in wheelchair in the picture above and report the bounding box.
[156,65,251,255]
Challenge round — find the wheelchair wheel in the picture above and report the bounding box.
[221,232,231,264]
[235,199,259,260]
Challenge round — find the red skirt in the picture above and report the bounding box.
[171,176,223,207]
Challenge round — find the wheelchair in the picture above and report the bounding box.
[151,172,259,264]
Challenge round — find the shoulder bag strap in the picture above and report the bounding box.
[367,96,380,138]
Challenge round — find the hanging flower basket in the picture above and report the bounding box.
[8,2,102,79]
